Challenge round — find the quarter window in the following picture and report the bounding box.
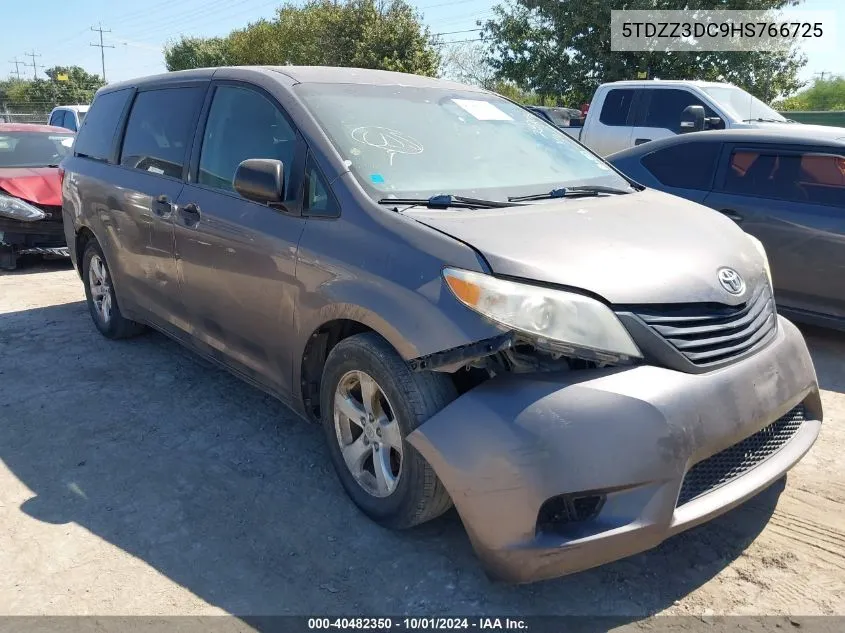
[120,87,205,179]
[723,148,845,207]
[198,85,297,195]
[304,153,338,216]
[73,88,132,162]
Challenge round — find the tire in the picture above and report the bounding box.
[81,240,146,339]
[320,332,457,529]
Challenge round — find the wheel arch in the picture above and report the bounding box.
[297,312,409,423]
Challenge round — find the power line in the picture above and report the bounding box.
[91,23,115,82]
[24,50,42,79]
[431,28,482,36]
[439,37,485,45]
[814,71,831,81]
[8,57,24,80]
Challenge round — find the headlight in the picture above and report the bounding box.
[746,234,773,289]
[0,193,46,222]
[443,267,642,360]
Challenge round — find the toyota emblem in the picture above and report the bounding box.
[717,267,745,296]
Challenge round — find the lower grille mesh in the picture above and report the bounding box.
[677,404,806,506]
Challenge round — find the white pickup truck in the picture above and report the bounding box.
[564,80,800,156]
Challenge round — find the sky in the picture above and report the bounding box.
[2,0,843,89]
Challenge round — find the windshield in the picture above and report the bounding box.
[0,132,74,168]
[295,84,629,201]
[702,86,786,122]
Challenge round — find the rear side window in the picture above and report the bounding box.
[74,89,132,162]
[642,142,721,190]
[65,112,78,132]
[599,89,634,126]
[641,89,716,130]
[723,148,845,207]
[120,87,205,179]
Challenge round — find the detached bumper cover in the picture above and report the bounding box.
[407,316,821,583]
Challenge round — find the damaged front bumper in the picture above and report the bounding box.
[407,316,821,583]
[0,216,68,267]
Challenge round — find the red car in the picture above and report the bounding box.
[0,123,75,270]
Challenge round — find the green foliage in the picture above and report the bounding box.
[164,37,231,71]
[482,0,807,105]
[165,0,439,76]
[776,75,845,111]
[0,66,104,112]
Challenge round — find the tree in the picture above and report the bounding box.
[439,42,496,89]
[0,67,104,114]
[482,0,807,105]
[165,0,439,76]
[164,37,231,71]
[776,75,845,110]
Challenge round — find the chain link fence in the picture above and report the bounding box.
[0,102,53,125]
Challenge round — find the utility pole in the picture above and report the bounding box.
[8,57,23,80]
[24,50,41,79]
[90,23,114,82]
[814,71,830,82]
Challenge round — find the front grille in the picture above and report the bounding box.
[677,404,806,506]
[632,284,777,367]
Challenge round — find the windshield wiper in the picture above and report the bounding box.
[377,194,518,211]
[508,185,633,202]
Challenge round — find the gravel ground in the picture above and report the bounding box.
[1,259,843,617]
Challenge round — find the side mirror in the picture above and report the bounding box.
[705,116,725,130]
[233,159,285,205]
[680,105,706,133]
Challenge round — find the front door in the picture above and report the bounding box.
[630,88,719,149]
[173,83,307,396]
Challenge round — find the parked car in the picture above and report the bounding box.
[608,128,845,330]
[564,80,843,156]
[525,105,584,129]
[0,123,74,269]
[62,67,821,583]
[48,105,89,133]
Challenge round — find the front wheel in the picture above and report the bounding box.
[320,332,457,529]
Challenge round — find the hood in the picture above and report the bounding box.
[736,120,845,136]
[409,189,767,306]
[0,167,62,207]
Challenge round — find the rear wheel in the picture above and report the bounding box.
[82,240,145,339]
[320,332,457,529]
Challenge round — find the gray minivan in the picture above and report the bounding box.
[61,66,822,583]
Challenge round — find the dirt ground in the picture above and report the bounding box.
[1,258,843,617]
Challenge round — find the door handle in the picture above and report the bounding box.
[179,202,202,227]
[152,195,174,218]
[634,138,652,146]
[719,209,743,223]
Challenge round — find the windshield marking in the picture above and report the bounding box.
[351,126,423,166]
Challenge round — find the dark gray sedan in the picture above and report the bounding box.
[608,128,845,329]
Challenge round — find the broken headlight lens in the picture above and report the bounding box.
[443,267,642,360]
[0,194,46,222]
